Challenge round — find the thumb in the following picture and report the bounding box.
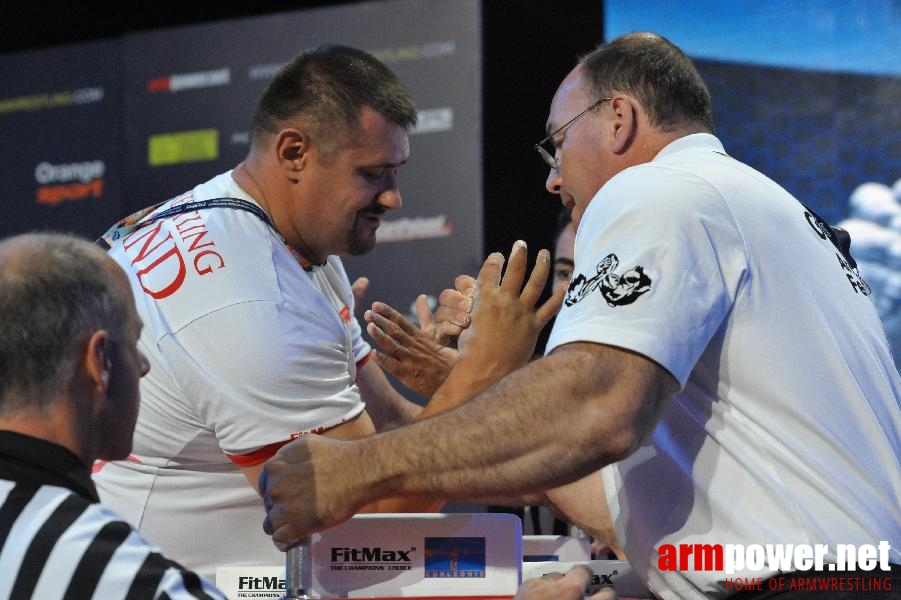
[414,294,436,330]
[351,277,370,312]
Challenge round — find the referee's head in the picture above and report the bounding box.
[0,232,150,465]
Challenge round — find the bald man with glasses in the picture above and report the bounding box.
[261,33,901,600]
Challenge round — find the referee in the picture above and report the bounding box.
[0,233,225,599]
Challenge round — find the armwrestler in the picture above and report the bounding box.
[94,45,449,580]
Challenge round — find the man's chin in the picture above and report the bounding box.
[347,231,377,255]
[571,208,584,233]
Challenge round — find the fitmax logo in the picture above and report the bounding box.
[331,547,415,562]
[238,576,284,590]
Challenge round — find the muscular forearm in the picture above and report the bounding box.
[414,353,504,420]
[357,359,423,429]
[355,343,676,504]
[369,362,606,500]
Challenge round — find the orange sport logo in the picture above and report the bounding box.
[34,160,105,206]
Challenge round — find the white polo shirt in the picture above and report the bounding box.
[547,134,901,599]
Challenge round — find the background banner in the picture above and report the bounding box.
[0,40,124,238]
[0,0,483,332]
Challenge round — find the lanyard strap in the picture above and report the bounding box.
[96,197,275,249]
[96,196,317,271]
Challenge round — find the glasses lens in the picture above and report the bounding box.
[536,141,557,168]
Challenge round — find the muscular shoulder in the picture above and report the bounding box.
[604,159,728,217]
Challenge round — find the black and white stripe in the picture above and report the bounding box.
[0,480,225,599]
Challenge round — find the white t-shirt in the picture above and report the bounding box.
[547,134,901,599]
[95,171,370,580]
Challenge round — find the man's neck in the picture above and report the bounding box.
[232,160,274,219]
[232,160,326,266]
[0,405,91,467]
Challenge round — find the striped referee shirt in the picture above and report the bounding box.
[0,431,226,599]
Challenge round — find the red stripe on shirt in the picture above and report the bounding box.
[92,454,142,474]
[226,419,351,467]
[356,350,372,372]
[227,439,293,467]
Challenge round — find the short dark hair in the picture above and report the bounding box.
[578,32,714,133]
[250,44,417,153]
[0,233,128,413]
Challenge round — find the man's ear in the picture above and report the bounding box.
[83,330,110,392]
[610,96,637,155]
[275,128,311,183]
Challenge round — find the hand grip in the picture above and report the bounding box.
[283,537,314,599]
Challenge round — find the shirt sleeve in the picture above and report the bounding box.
[546,165,746,387]
[159,294,366,458]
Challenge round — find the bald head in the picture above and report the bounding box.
[0,233,132,414]
[0,232,113,276]
[577,32,714,134]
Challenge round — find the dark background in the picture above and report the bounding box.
[0,0,605,262]
[7,3,897,365]
[0,0,605,356]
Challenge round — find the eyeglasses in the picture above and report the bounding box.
[535,97,612,169]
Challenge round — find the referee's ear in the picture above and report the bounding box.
[82,330,111,395]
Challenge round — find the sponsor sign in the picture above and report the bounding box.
[312,513,520,597]
[424,537,486,578]
[216,566,285,599]
[148,129,219,166]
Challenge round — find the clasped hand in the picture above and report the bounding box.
[456,240,565,374]
[364,294,459,398]
[259,242,566,550]
[363,240,563,395]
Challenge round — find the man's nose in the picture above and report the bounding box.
[545,167,562,195]
[377,187,402,210]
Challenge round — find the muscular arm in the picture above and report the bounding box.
[369,341,675,500]
[544,470,624,558]
[262,340,677,546]
[245,406,443,513]
[356,359,423,430]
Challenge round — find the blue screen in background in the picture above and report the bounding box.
[604,0,901,368]
[605,0,901,76]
